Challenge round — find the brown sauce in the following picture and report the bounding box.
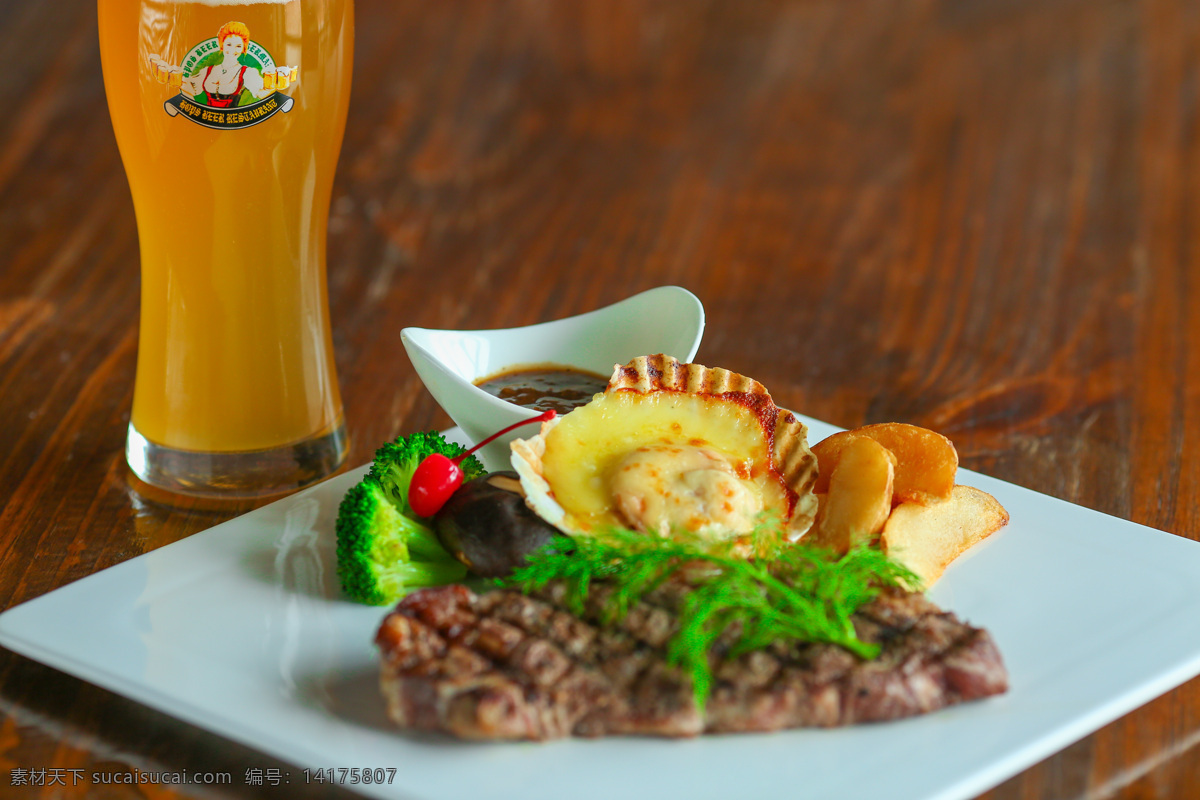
[475,364,607,414]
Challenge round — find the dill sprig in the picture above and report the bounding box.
[504,521,918,708]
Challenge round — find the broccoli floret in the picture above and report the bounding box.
[368,430,486,518]
[336,478,469,605]
[336,430,487,605]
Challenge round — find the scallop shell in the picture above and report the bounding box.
[511,354,819,541]
[607,353,769,396]
[773,408,820,537]
[510,414,567,531]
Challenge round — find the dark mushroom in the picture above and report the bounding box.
[433,471,561,578]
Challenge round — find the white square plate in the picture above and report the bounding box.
[3,419,1200,800]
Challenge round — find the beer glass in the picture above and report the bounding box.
[98,0,353,499]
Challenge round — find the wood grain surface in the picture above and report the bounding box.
[2,0,1199,796]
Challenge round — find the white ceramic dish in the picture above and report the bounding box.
[401,286,704,470]
[3,421,1200,800]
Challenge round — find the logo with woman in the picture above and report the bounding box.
[149,21,299,131]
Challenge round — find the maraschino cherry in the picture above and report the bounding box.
[408,409,557,518]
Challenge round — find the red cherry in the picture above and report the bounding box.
[409,453,463,518]
[408,409,557,517]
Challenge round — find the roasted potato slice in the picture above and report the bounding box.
[881,485,1009,588]
[812,423,958,505]
[807,436,895,554]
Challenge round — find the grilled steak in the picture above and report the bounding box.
[376,581,1007,740]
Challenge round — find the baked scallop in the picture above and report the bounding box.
[511,354,818,543]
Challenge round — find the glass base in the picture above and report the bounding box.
[126,421,349,501]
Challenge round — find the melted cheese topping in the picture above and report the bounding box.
[538,390,787,536]
[610,444,763,537]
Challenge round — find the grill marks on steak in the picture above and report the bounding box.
[375,583,1007,740]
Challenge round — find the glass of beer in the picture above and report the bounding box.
[98,0,353,499]
[152,57,170,84]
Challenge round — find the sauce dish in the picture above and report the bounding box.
[401,286,705,470]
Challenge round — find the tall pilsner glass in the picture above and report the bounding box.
[98,0,353,498]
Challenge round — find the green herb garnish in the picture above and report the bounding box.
[504,522,918,707]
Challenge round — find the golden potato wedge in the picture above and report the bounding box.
[812,423,958,505]
[806,436,895,554]
[881,485,1009,588]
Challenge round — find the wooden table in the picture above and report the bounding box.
[2,0,1198,796]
